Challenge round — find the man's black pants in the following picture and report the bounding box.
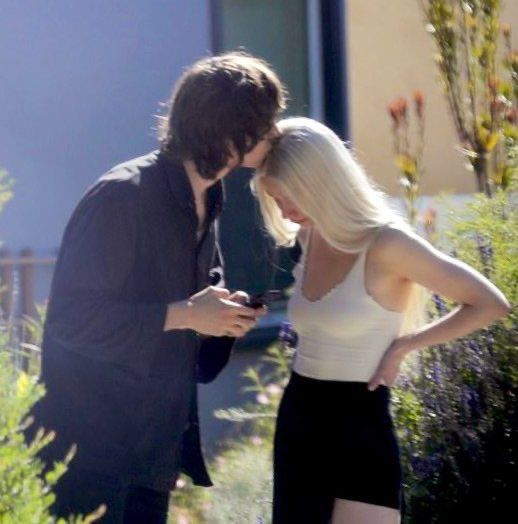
[51,468,171,524]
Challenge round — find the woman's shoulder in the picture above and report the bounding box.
[372,221,413,247]
[370,221,432,266]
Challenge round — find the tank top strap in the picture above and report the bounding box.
[354,240,374,292]
[297,227,312,266]
[356,222,395,275]
[298,222,397,272]
[301,227,312,253]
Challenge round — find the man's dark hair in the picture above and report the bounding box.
[158,51,287,179]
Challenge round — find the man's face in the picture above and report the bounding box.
[240,125,281,169]
[215,125,280,181]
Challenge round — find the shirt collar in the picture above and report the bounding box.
[157,149,225,220]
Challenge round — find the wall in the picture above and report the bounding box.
[0,0,212,253]
[346,0,517,196]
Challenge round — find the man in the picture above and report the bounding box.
[31,51,286,522]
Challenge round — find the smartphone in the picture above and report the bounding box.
[244,289,283,309]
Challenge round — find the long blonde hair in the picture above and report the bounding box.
[251,117,428,335]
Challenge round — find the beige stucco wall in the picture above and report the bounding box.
[346,0,517,196]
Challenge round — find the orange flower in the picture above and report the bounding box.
[419,207,437,237]
[388,100,400,123]
[387,97,408,124]
[504,107,517,124]
[490,98,506,115]
[413,90,425,119]
[419,207,437,226]
[398,97,408,120]
[487,76,500,94]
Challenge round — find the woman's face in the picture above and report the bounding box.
[261,176,313,228]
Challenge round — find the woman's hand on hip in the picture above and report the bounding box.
[367,338,408,391]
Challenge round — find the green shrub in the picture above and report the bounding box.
[0,169,13,212]
[0,328,104,523]
[393,184,516,522]
[171,439,273,524]
[0,171,101,523]
[170,343,291,523]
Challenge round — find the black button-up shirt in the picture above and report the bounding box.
[33,150,235,491]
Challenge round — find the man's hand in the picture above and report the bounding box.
[164,286,266,338]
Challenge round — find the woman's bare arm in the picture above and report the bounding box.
[377,227,511,356]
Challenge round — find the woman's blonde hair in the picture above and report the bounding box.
[251,116,428,335]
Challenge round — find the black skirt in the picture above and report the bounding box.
[273,370,406,523]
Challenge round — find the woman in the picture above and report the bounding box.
[251,117,511,524]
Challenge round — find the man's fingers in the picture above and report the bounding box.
[256,305,268,317]
[221,299,258,319]
[219,317,256,338]
[230,322,253,337]
[228,290,250,305]
[229,327,246,337]
[211,287,230,298]
[234,317,256,330]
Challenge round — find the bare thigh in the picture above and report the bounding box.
[331,498,401,524]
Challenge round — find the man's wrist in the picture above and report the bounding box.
[164,299,193,331]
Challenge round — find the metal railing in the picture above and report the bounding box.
[0,248,56,321]
[0,248,55,371]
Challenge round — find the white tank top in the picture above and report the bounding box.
[287,225,405,382]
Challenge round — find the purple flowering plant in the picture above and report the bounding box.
[391,182,516,523]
